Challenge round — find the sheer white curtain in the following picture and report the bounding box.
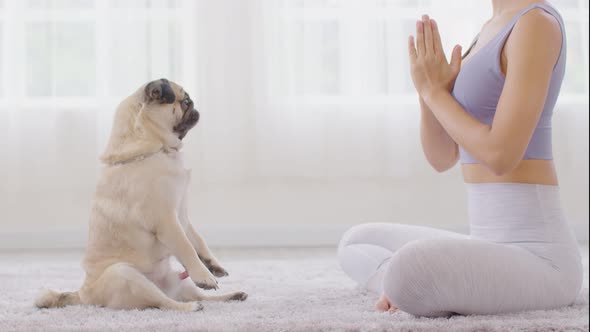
[248,0,588,179]
[0,0,588,248]
[0,0,199,242]
[249,0,492,179]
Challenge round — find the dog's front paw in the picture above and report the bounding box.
[200,256,229,278]
[209,264,229,278]
[192,272,218,290]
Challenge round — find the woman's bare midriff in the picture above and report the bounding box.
[461,160,558,185]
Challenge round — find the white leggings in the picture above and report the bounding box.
[338,183,583,317]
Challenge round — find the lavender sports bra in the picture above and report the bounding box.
[452,3,566,164]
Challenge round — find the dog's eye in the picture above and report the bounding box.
[181,98,192,111]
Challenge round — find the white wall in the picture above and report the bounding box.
[0,0,588,249]
[0,140,587,250]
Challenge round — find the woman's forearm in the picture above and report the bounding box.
[423,90,512,174]
[419,97,459,172]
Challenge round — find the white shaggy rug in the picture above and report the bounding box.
[0,247,588,332]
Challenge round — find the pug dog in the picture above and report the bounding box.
[35,79,247,312]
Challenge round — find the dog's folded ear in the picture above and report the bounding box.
[145,79,175,104]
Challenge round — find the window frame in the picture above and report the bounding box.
[278,0,590,108]
[0,0,197,111]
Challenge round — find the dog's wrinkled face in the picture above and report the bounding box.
[143,78,200,140]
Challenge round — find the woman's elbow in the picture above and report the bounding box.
[484,151,520,176]
[431,161,455,173]
[428,155,459,173]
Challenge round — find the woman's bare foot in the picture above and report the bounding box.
[374,293,398,313]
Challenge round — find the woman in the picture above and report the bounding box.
[338,0,583,317]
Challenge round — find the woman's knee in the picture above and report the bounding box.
[338,224,373,263]
[337,223,395,287]
[383,240,423,310]
[383,239,456,316]
[338,223,386,250]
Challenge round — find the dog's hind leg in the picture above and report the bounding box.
[161,271,248,302]
[177,279,248,302]
[80,263,203,311]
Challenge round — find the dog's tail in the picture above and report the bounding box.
[35,290,81,308]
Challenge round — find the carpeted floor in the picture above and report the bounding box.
[0,246,588,332]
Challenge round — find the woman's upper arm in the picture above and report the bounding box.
[489,10,562,168]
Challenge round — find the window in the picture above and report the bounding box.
[1,0,587,111]
[0,0,196,111]
[276,0,589,107]
[559,0,590,103]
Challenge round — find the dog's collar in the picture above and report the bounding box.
[107,146,180,167]
[179,270,189,280]
[108,149,165,166]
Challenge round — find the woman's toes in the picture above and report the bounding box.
[374,298,390,312]
[375,293,394,312]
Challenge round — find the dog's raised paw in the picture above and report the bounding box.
[229,292,248,302]
[209,265,229,278]
[195,280,218,290]
[193,273,218,290]
[200,256,229,278]
[195,282,217,290]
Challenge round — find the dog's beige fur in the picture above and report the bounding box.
[36,79,246,311]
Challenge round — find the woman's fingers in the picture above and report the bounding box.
[450,44,463,75]
[422,15,434,55]
[408,36,417,63]
[431,19,445,57]
[415,20,425,56]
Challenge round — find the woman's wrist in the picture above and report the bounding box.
[422,87,449,108]
[418,96,428,109]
